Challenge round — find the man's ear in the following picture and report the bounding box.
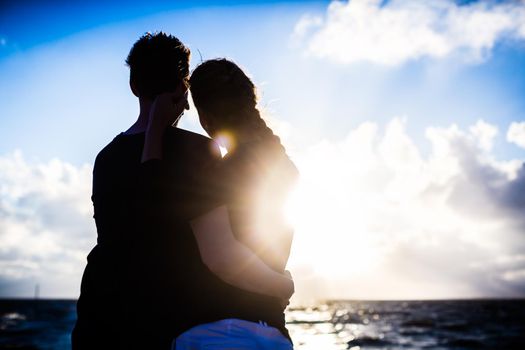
[130,80,139,98]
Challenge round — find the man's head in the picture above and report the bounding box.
[126,32,190,100]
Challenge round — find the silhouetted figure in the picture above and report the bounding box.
[142,59,298,349]
[72,34,295,350]
[71,32,217,349]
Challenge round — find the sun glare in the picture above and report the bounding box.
[285,159,380,279]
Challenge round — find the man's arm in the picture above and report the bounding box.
[190,205,294,301]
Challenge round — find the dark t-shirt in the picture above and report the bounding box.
[73,128,222,349]
[177,138,298,342]
[73,128,297,349]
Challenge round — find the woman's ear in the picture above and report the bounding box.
[197,108,211,132]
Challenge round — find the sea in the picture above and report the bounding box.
[1,299,524,349]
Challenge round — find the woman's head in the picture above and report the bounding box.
[191,59,297,189]
[190,59,274,148]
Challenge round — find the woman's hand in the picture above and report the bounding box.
[147,84,188,134]
[142,85,188,163]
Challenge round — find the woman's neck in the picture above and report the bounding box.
[221,130,254,155]
[236,124,265,144]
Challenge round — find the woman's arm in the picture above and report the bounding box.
[142,92,294,302]
[142,91,186,162]
[190,205,294,301]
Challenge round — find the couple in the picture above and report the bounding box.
[72,32,298,350]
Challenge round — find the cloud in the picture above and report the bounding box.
[469,119,498,151]
[293,0,525,66]
[507,121,525,149]
[287,117,525,301]
[0,151,94,298]
[1,117,525,300]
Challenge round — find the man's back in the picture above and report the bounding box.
[72,128,221,349]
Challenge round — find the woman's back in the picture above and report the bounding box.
[220,139,297,272]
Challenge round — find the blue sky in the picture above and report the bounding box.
[0,0,329,164]
[1,0,525,300]
[1,0,524,164]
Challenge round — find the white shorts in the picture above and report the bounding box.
[173,318,293,350]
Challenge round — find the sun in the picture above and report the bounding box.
[284,160,380,279]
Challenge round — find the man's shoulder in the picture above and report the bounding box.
[94,133,135,164]
[167,127,211,145]
[166,127,221,160]
[92,128,221,167]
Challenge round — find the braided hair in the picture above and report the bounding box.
[190,58,284,153]
[191,59,298,268]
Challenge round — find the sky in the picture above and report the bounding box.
[1,0,525,301]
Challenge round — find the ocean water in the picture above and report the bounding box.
[1,299,524,349]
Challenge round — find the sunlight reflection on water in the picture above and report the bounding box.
[287,305,346,349]
[286,300,525,350]
[1,300,525,349]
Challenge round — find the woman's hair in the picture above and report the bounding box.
[191,58,298,201]
[189,58,283,151]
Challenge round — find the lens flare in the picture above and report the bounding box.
[215,130,236,153]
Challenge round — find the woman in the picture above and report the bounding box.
[142,59,297,349]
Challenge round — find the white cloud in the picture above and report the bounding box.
[507,121,525,149]
[293,0,525,66]
[469,119,498,151]
[291,14,323,44]
[0,151,94,298]
[287,118,525,301]
[2,116,525,300]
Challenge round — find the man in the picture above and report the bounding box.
[72,32,293,350]
[71,32,218,349]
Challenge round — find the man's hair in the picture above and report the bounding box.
[126,32,190,99]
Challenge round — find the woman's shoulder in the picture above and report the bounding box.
[226,139,299,184]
